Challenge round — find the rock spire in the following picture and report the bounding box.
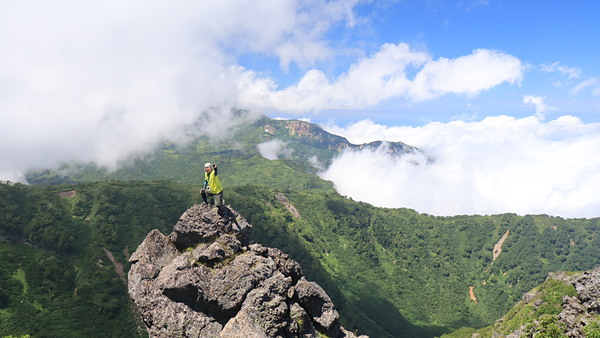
[128,203,366,337]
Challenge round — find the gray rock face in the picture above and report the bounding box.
[128,203,366,338]
[574,266,600,314]
[558,266,600,337]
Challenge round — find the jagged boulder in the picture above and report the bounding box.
[168,203,252,250]
[558,266,600,336]
[128,203,366,338]
[574,266,600,314]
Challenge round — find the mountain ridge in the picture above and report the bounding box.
[24,113,419,189]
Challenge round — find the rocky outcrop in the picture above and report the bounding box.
[275,193,301,218]
[262,118,416,155]
[504,267,600,337]
[128,203,366,337]
[557,267,600,336]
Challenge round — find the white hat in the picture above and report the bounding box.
[204,162,212,168]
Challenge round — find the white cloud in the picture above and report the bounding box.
[571,78,599,95]
[320,115,600,218]
[541,62,582,79]
[0,0,362,181]
[410,49,523,100]
[238,45,523,112]
[523,95,556,119]
[322,119,408,144]
[308,155,325,170]
[257,139,294,160]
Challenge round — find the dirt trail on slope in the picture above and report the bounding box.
[275,192,301,218]
[469,286,477,303]
[103,248,126,283]
[493,230,510,261]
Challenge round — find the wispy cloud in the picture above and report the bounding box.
[541,62,582,79]
[238,44,523,112]
[523,95,556,119]
[320,116,600,218]
[257,139,294,160]
[571,78,599,95]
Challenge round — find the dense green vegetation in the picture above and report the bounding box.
[228,187,600,336]
[2,181,599,337]
[442,276,600,337]
[0,181,196,337]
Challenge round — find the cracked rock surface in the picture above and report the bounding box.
[128,203,366,338]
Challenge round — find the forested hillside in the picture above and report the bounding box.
[230,186,600,336]
[0,181,196,337]
[1,181,599,337]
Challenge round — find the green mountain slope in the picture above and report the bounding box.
[24,114,416,191]
[442,269,600,337]
[231,187,600,335]
[2,181,599,337]
[0,181,196,337]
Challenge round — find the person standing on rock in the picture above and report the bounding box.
[201,162,224,209]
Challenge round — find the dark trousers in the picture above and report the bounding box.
[201,190,223,206]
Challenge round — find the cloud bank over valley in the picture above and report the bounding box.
[321,116,600,218]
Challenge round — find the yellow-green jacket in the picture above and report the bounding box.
[204,169,223,194]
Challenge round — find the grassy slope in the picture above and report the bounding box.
[25,138,335,191]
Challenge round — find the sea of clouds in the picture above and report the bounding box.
[319,115,600,218]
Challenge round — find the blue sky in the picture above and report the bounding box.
[257,0,600,125]
[1,0,600,217]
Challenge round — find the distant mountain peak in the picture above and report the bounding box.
[259,118,350,151]
[258,117,418,155]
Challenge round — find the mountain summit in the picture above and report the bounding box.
[128,202,366,337]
